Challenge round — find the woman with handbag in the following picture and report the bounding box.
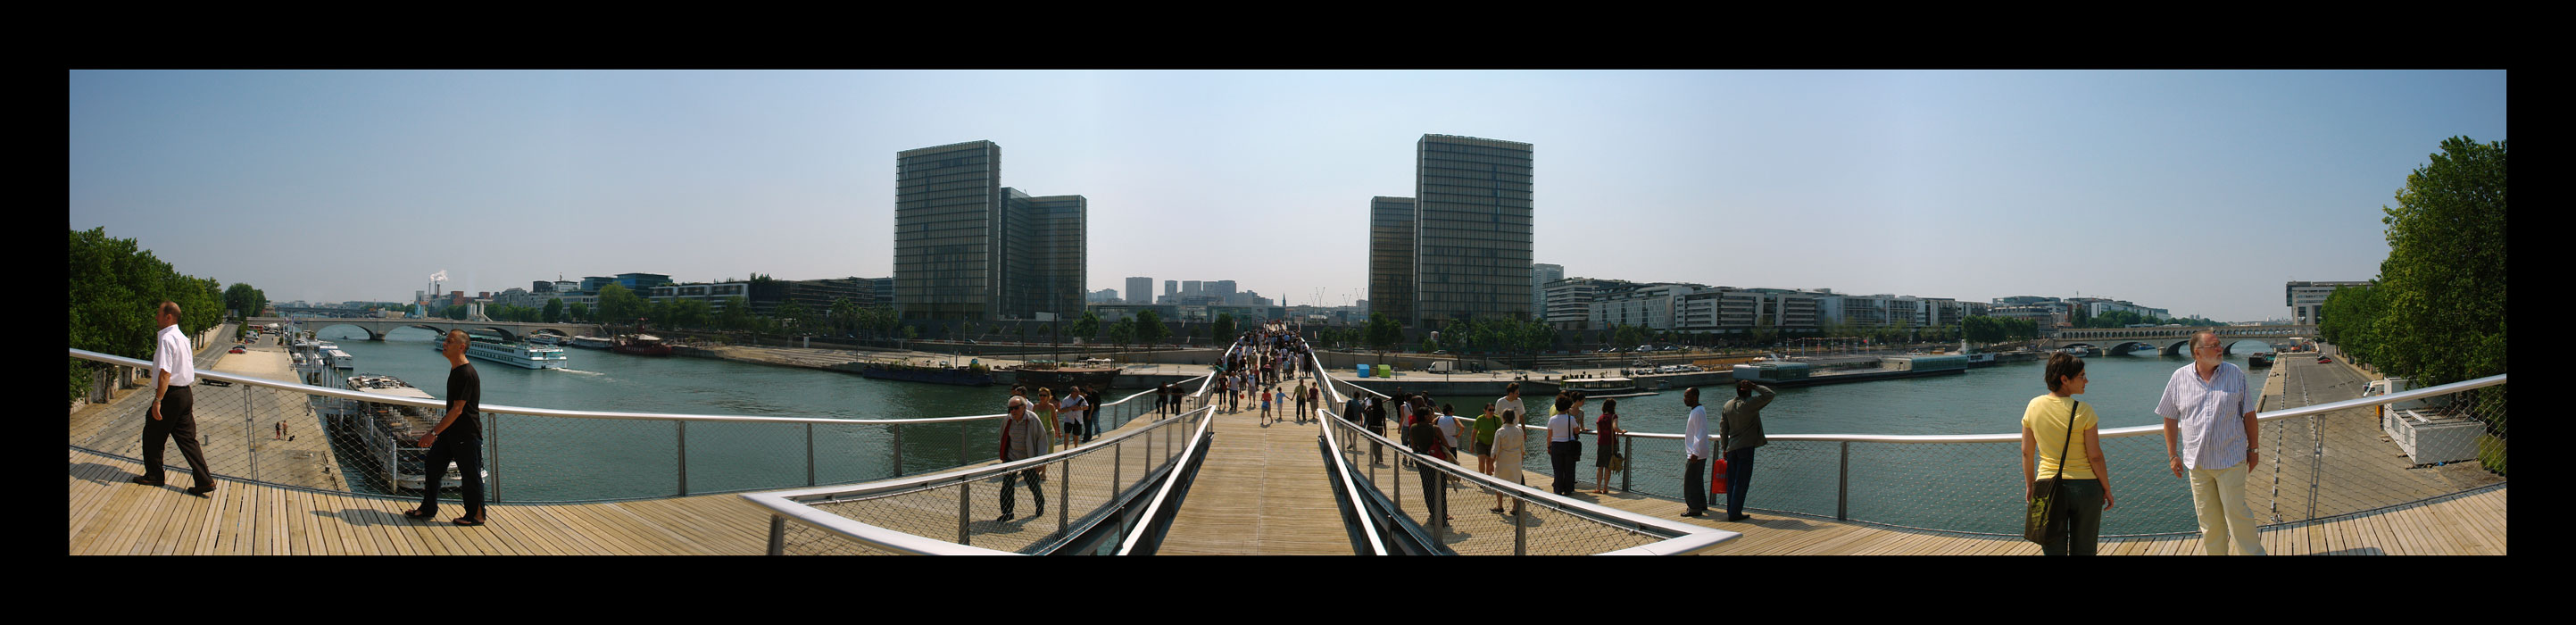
[1592,397,1628,494]
[2023,353,2115,555]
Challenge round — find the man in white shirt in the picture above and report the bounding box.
[2158,330,2264,555]
[137,301,216,495]
[1679,388,1711,518]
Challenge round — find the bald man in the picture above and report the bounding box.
[2159,329,2263,555]
[137,301,216,495]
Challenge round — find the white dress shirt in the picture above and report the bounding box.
[2156,362,2256,471]
[154,324,196,387]
[1683,404,1711,460]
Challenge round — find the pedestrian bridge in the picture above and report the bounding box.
[67,339,2505,555]
[248,316,599,343]
[2047,324,2314,356]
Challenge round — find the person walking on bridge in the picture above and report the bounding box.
[996,395,1048,521]
[136,300,216,496]
[407,329,487,526]
[2159,330,2264,555]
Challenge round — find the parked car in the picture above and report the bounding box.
[229,346,245,354]
[2316,356,2332,363]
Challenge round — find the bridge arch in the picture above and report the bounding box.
[306,322,382,341]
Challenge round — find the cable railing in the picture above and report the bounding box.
[1307,348,1736,554]
[1511,373,2507,537]
[749,345,1232,555]
[68,346,1206,504]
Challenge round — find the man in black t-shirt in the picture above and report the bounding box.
[406,329,488,526]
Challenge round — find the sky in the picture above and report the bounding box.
[68,70,2507,322]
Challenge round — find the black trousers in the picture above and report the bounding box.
[1001,467,1045,516]
[141,386,214,488]
[418,429,486,517]
[1550,441,1581,495]
[1417,463,1448,527]
[1683,456,1708,514]
[1724,446,1756,517]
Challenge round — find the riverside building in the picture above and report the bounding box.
[893,140,1087,324]
[1412,134,1533,328]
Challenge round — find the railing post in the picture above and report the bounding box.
[958,421,969,469]
[490,413,501,502]
[1114,438,1123,496]
[805,422,816,487]
[245,383,258,482]
[1058,456,1070,530]
[1620,435,1633,492]
[677,421,688,496]
[891,423,903,479]
[1837,441,1850,521]
[768,516,785,555]
[1512,497,1526,556]
[958,479,972,546]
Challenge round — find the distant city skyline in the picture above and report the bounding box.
[68,71,2507,321]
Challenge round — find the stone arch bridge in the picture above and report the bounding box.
[248,316,601,343]
[2043,325,2314,356]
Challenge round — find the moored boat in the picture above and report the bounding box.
[328,373,488,492]
[612,334,673,356]
[854,362,993,386]
[1733,354,1969,388]
[435,333,569,370]
[1009,362,1120,394]
[569,335,615,349]
[1560,376,1658,398]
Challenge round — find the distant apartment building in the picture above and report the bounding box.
[2285,280,2370,326]
[1542,277,1633,330]
[1163,279,1177,302]
[1591,282,1705,330]
[892,140,1086,324]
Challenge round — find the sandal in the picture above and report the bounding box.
[452,515,486,527]
[403,508,436,520]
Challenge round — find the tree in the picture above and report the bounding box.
[668,298,711,329]
[543,298,564,323]
[1210,313,1237,345]
[775,301,813,334]
[828,297,859,337]
[1134,309,1168,346]
[595,284,646,325]
[223,282,267,321]
[444,304,469,321]
[2372,137,2506,388]
[718,296,753,331]
[1070,311,1101,344]
[1361,312,1400,352]
[567,301,590,323]
[68,228,224,402]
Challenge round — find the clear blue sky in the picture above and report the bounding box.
[68,70,2506,322]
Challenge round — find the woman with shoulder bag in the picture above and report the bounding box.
[2023,353,2115,555]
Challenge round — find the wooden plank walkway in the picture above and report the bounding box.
[68,447,773,555]
[1154,396,1352,554]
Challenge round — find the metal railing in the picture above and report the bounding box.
[1517,373,2507,537]
[749,347,1231,555]
[1307,349,1737,554]
[68,346,1206,504]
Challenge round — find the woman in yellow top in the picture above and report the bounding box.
[2022,353,2114,556]
[1035,387,1061,453]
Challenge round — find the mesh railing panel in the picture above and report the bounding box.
[763,407,1209,554]
[1323,409,1677,555]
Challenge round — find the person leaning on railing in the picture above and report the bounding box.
[2023,353,2111,555]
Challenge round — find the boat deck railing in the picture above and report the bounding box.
[68,347,1207,504]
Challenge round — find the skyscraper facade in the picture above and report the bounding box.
[1127,277,1153,305]
[1531,262,1564,322]
[1367,196,1417,325]
[1413,134,1533,328]
[893,140,1085,323]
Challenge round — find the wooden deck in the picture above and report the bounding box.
[1153,400,1351,554]
[69,447,773,555]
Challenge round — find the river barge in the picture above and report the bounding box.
[1733,354,1970,388]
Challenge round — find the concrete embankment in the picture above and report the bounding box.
[672,345,1209,389]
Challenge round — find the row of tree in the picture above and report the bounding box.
[2314,137,2505,471]
[69,228,230,403]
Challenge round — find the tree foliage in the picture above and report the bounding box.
[1210,313,1236,345]
[543,298,564,323]
[595,284,646,325]
[222,282,268,321]
[1134,309,1168,346]
[68,228,224,402]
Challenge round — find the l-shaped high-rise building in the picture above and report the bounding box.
[893,140,1086,323]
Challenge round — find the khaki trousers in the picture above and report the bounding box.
[2189,463,2266,555]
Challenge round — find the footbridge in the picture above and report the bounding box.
[2047,324,2315,355]
[69,334,2505,555]
[248,315,599,343]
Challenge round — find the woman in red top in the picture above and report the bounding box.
[1592,397,1627,494]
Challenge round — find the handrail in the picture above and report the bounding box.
[68,346,1191,427]
[1531,372,2507,446]
[1302,349,1388,555]
[1301,346,1730,554]
[1114,399,1223,554]
[744,403,1216,555]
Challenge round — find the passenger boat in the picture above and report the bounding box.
[569,335,615,349]
[525,334,567,346]
[2247,352,2275,369]
[326,374,488,492]
[434,333,569,370]
[1733,354,1969,388]
[854,362,994,386]
[611,334,673,356]
[1559,376,1658,398]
